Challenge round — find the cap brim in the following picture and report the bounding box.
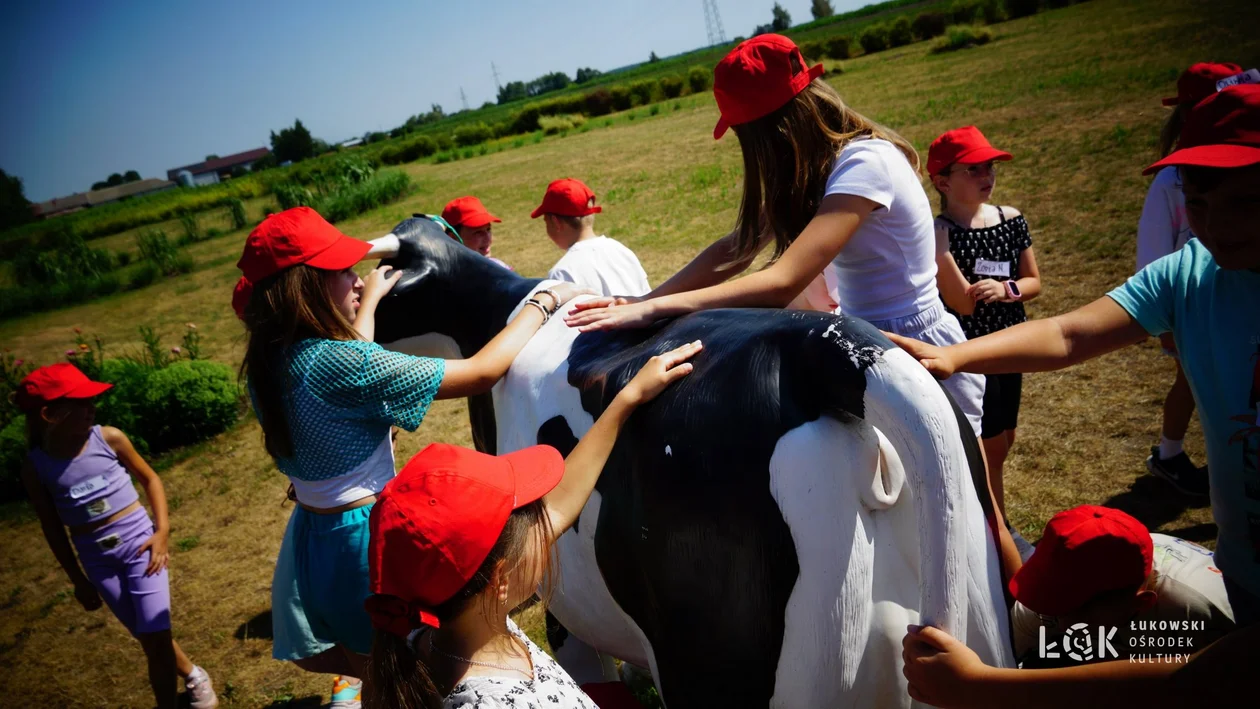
[502,445,565,508]
[955,147,1014,165]
[461,214,503,228]
[1144,144,1260,175]
[65,380,113,399]
[305,234,372,269]
[1007,549,1085,616]
[530,205,545,219]
[713,116,730,140]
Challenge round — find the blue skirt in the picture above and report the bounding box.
[271,504,375,660]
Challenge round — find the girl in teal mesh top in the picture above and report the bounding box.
[234,208,586,703]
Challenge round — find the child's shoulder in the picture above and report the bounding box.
[998,205,1023,219]
[98,425,129,449]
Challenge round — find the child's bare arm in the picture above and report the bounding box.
[887,296,1148,378]
[103,427,170,576]
[1015,246,1043,302]
[19,459,100,608]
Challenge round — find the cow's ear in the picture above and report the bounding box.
[391,261,436,294]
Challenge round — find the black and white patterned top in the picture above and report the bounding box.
[444,620,599,709]
[941,207,1033,340]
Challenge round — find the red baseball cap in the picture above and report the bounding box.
[713,34,824,140]
[15,363,113,412]
[1144,84,1260,175]
[926,126,1014,176]
[231,277,252,320]
[441,196,502,229]
[530,178,603,219]
[1162,62,1244,107]
[235,207,370,283]
[365,443,564,636]
[1009,505,1153,616]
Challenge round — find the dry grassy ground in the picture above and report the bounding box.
[2,0,1259,705]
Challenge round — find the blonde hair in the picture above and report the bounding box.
[730,73,919,265]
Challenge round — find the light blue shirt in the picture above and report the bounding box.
[1108,239,1260,598]
[251,339,445,483]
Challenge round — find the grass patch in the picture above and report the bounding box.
[175,536,201,552]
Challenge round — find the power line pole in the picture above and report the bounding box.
[703,0,727,46]
[491,62,502,91]
[460,87,469,111]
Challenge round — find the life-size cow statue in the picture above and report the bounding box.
[368,216,1014,708]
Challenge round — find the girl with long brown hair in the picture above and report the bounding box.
[364,341,701,709]
[234,207,588,705]
[565,34,1020,574]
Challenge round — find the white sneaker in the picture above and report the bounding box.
[185,665,219,709]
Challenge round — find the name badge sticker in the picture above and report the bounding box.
[1217,68,1260,91]
[973,259,1011,278]
[69,475,108,499]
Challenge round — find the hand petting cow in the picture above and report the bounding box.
[368,216,1014,708]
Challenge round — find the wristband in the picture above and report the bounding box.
[1004,280,1022,301]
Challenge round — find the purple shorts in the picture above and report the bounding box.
[71,507,171,635]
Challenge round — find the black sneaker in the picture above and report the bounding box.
[1146,446,1210,498]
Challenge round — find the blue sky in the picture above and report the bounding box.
[1,0,869,202]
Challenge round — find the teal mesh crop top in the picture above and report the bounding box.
[256,339,445,482]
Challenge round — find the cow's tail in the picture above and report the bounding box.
[860,347,969,639]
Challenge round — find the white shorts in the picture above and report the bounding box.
[866,302,986,438]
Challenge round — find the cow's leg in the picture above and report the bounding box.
[769,417,918,708]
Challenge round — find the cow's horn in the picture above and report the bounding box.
[366,234,400,259]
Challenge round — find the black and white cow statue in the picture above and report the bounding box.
[368,217,1014,708]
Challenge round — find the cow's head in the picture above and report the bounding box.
[368,216,542,357]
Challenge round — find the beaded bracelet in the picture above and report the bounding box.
[523,299,551,323]
[537,288,563,314]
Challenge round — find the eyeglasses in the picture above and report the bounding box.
[945,161,1000,178]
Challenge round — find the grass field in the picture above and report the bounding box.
[3,0,1259,706]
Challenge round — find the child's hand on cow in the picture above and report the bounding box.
[361,265,403,306]
[566,295,643,316]
[884,332,958,380]
[616,341,703,407]
[902,625,989,708]
[565,300,660,332]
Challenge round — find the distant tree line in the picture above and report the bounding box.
[91,170,142,191]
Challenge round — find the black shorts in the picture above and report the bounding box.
[980,372,1022,439]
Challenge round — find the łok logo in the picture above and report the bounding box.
[1040,623,1119,662]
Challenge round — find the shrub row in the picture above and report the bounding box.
[854,0,1064,58]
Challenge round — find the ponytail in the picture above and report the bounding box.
[1159,103,1190,158]
[365,630,441,709]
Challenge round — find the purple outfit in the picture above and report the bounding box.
[30,425,139,525]
[28,426,170,635]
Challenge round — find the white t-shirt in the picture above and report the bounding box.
[824,138,940,322]
[548,236,651,298]
[1012,533,1236,660]
[444,619,598,709]
[1135,167,1193,273]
